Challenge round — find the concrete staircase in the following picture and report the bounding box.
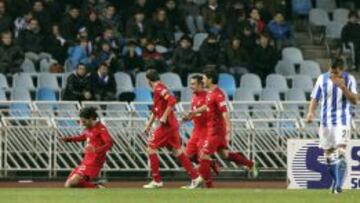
[294,32,330,72]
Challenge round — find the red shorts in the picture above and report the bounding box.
[67,164,101,180]
[148,125,181,150]
[201,135,228,155]
[185,132,206,156]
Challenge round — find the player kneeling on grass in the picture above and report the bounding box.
[59,107,113,188]
[143,69,201,189]
[306,58,357,194]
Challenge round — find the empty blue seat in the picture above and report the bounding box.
[36,88,57,101]
[218,73,236,98]
[10,103,31,117]
[134,88,153,102]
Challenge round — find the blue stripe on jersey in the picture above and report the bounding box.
[341,72,349,125]
[322,73,329,127]
[315,85,322,101]
[331,84,338,125]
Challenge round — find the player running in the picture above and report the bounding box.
[183,74,220,180]
[143,69,201,189]
[60,107,113,188]
[190,68,258,188]
[306,59,357,194]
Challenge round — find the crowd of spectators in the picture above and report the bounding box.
[0,0,297,101]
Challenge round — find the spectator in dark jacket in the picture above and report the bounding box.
[172,35,198,82]
[18,18,51,64]
[150,8,174,48]
[201,0,226,35]
[252,34,278,80]
[32,0,52,34]
[126,10,150,39]
[165,0,186,32]
[341,11,360,70]
[61,6,83,43]
[198,33,224,67]
[240,25,257,54]
[91,41,118,73]
[121,40,144,76]
[101,4,123,34]
[90,63,116,101]
[224,36,250,73]
[63,63,92,101]
[45,24,69,65]
[0,1,12,33]
[142,40,167,73]
[0,31,25,74]
[85,10,104,42]
[248,8,266,34]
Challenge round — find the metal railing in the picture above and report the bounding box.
[0,101,356,177]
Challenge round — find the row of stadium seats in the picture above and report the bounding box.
[0,100,319,121]
[1,71,317,102]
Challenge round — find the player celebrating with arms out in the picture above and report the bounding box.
[60,107,113,188]
[306,58,357,194]
[143,69,201,189]
[190,68,258,188]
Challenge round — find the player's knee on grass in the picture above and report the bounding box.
[65,174,82,188]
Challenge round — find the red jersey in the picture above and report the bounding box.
[66,122,113,168]
[206,87,228,137]
[152,82,178,128]
[191,90,207,133]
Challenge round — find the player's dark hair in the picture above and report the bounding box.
[331,58,345,70]
[191,74,204,85]
[146,69,160,82]
[79,107,98,120]
[203,68,218,84]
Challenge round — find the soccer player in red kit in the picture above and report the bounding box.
[189,68,258,188]
[143,69,201,189]
[60,107,113,188]
[183,74,219,177]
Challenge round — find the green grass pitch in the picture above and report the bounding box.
[0,189,359,203]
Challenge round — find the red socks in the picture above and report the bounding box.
[227,152,253,168]
[178,153,198,179]
[77,179,97,188]
[199,159,212,186]
[149,154,162,182]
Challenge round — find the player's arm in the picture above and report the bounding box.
[306,99,318,123]
[306,77,322,123]
[222,111,232,141]
[60,133,87,143]
[331,75,357,105]
[144,113,156,133]
[160,90,177,123]
[93,128,113,154]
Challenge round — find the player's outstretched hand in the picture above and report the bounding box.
[305,113,314,123]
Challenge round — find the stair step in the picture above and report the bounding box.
[313,58,331,71]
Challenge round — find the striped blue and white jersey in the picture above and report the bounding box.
[311,72,357,127]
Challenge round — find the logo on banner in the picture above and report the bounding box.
[290,140,360,189]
